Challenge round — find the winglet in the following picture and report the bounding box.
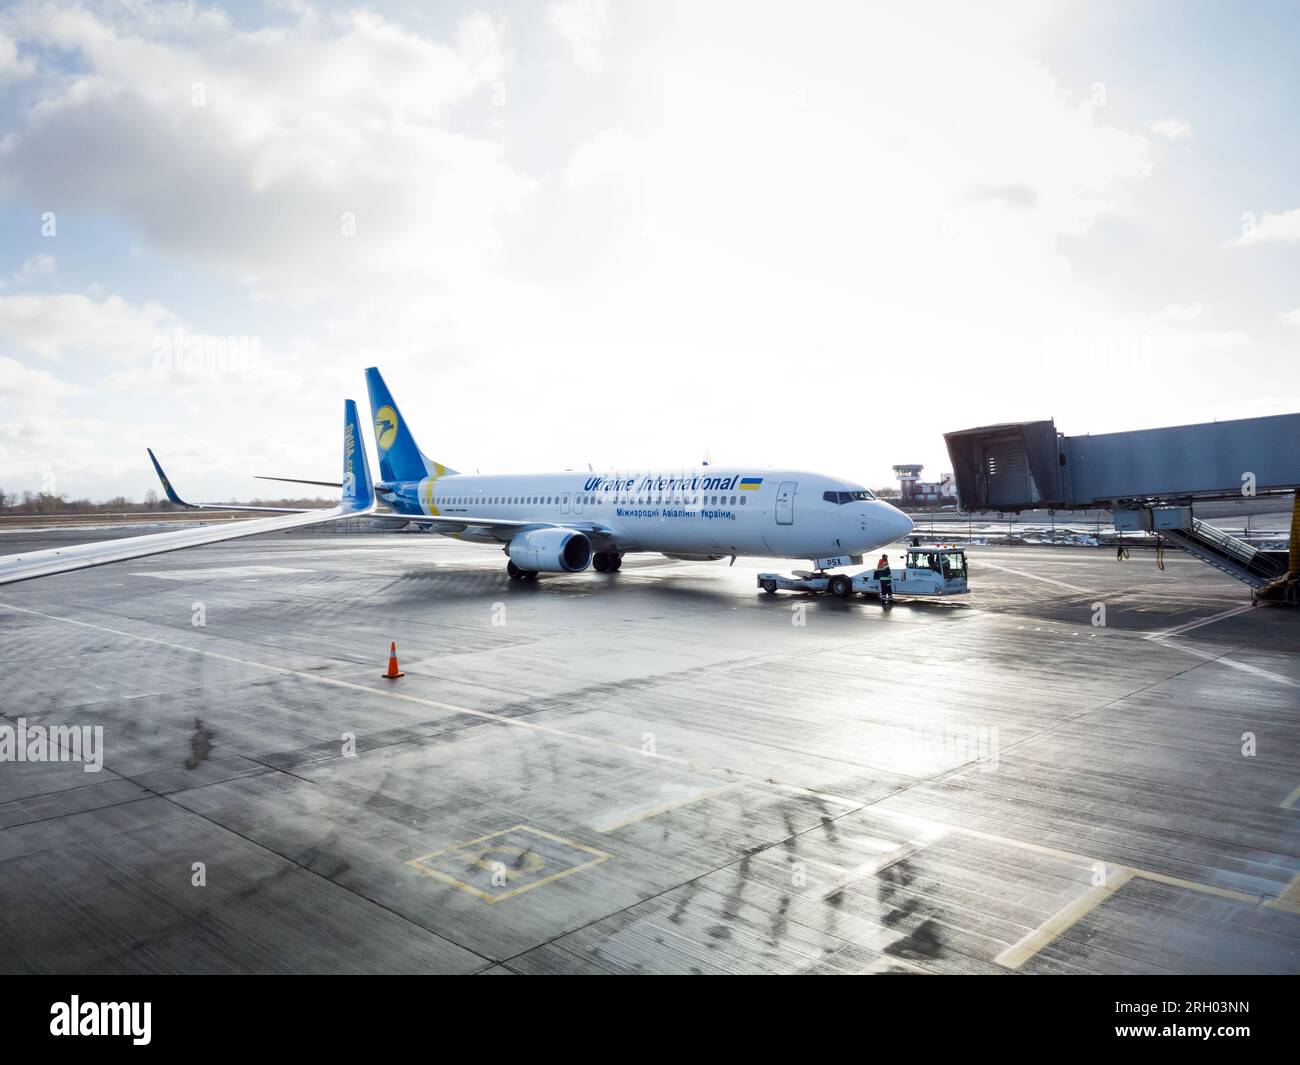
[146,448,196,508]
[341,399,374,511]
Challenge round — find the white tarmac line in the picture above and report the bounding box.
[974,559,1097,595]
[1151,638,1299,689]
[1143,603,1256,640]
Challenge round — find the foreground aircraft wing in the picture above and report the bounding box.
[0,400,375,587]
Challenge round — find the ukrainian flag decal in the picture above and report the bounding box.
[739,477,763,490]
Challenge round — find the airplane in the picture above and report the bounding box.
[0,370,914,586]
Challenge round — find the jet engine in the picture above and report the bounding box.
[508,528,592,572]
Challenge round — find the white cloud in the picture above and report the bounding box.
[564,126,643,187]
[11,253,56,283]
[0,5,529,303]
[548,0,611,74]
[0,30,35,80]
[1228,206,1300,246]
[0,355,75,398]
[0,292,176,361]
[1157,303,1204,322]
[1149,117,1190,141]
[1281,306,1300,326]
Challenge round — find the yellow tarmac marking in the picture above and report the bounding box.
[813,829,948,902]
[1282,784,1300,811]
[1127,868,1259,905]
[974,559,1096,595]
[1265,874,1300,915]
[407,824,610,904]
[996,867,1135,969]
[870,807,1263,906]
[591,782,747,833]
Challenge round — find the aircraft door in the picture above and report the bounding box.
[775,481,796,525]
[560,492,571,514]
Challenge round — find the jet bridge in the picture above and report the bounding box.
[944,413,1300,603]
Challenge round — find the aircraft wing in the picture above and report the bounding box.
[395,512,621,547]
[0,507,367,586]
[0,399,375,587]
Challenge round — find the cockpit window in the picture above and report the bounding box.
[822,489,878,504]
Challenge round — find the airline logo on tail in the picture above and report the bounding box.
[343,418,357,496]
[374,405,398,451]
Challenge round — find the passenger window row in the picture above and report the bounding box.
[435,494,747,506]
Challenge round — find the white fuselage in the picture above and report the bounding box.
[383,468,914,562]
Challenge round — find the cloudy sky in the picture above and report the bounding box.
[1,0,1298,501]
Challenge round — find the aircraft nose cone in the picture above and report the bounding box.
[880,503,913,545]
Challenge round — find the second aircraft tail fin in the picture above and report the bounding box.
[341,398,374,511]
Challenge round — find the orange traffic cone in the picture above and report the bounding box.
[382,641,405,679]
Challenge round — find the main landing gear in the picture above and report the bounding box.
[507,553,622,579]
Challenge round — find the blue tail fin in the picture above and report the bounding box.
[365,367,457,483]
[342,398,374,511]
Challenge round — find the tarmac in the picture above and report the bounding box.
[0,527,1297,974]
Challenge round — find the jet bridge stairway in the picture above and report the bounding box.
[1161,519,1287,590]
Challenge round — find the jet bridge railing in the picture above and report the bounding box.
[1161,519,1288,589]
[1184,518,1258,570]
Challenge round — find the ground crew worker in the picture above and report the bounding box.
[875,553,894,606]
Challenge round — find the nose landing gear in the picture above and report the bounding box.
[827,574,853,598]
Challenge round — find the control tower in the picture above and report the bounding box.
[893,464,954,506]
[892,464,924,502]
